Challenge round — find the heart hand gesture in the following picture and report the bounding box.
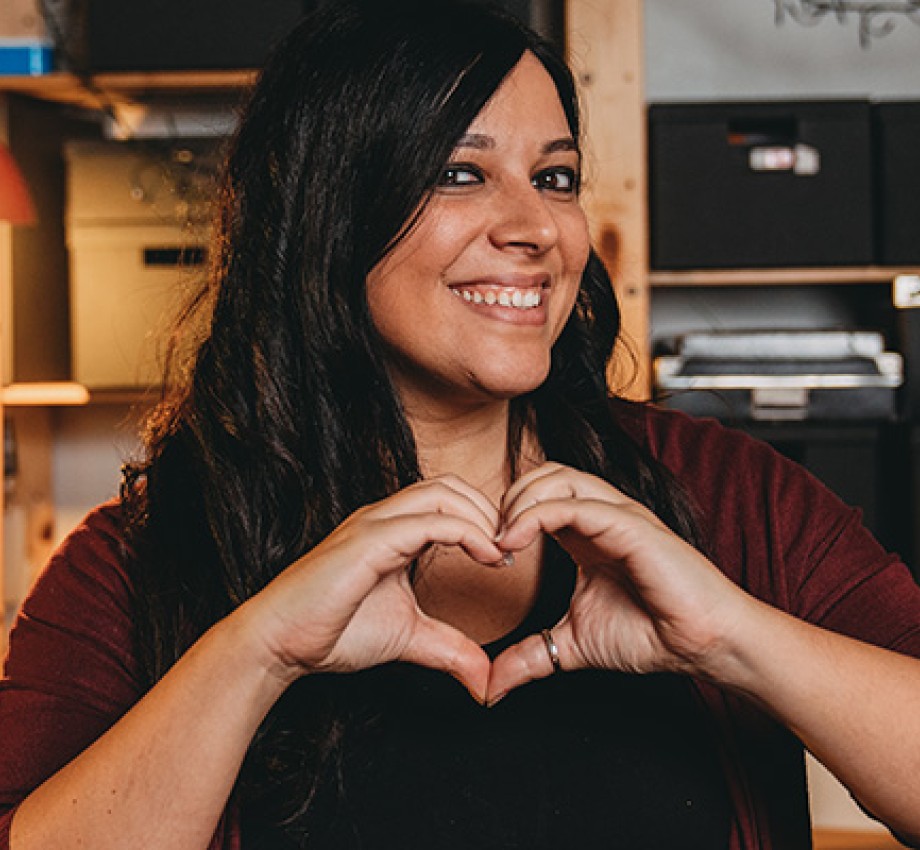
[234,475,506,702]
[487,463,750,704]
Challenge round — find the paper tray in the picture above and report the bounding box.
[654,351,903,422]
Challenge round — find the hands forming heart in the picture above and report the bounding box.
[243,462,750,705]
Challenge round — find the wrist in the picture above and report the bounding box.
[675,586,771,689]
[211,601,305,697]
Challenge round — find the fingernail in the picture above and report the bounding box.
[486,690,507,708]
[458,678,486,706]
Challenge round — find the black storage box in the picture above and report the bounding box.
[76,0,314,72]
[873,101,920,266]
[71,0,563,73]
[649,101,875,270]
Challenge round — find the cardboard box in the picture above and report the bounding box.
[65,140,218,388]
[78,0,311,71]
[0,42,52,75]
[0,0,46,40]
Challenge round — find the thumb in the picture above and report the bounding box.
[486,623,572,707]
[401,614,492,704]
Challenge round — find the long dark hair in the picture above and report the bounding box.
[123,0,702,842]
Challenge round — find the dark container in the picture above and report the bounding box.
[71,0,563,73]
[649,100,875,270]
[76,0,313,72]
[873,101,920,266]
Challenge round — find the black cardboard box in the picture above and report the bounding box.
[649,101,874,270]
[72,0,563,73]
[75,0,313,72]
[873,101,920,266]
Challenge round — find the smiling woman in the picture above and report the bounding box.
[3,2,920,850]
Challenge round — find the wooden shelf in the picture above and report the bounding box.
[0,383,158,408]
[813,828,910,849]
[650,267,920,288]
[0,70,256,110]
[2,382,89,407]
[87,388,159,407]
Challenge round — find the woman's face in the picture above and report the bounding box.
[366,51,590,417]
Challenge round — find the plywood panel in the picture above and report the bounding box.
[566,0,650,398]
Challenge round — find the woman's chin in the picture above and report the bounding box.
[469,362,551,401]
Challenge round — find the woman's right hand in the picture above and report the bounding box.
[231,476,504,702]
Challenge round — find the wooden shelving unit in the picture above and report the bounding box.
[568,0,650,397]
[651,266,920,288]
[0,69,254,654]
[813,828,911,849]
[0,69,256,110]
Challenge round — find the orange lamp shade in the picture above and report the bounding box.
[0,141,36,225]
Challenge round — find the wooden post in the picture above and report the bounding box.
[0,110,8,652]
[566,0,650,399]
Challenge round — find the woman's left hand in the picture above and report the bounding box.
[487,462,753,704]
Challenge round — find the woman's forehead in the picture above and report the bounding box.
[462,53,573,143]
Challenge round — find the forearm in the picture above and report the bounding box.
[10,612,290,850]
[708,595,920,845]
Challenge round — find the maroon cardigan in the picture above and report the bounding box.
[3,403,920,849]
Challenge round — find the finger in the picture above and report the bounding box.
[486,621,577,706]
[291,511,508,640]
[430,474,502,529]
[365,512,507,578]
[371,476,500,542]
[498,496,650,555]
[502,465,633,530]
[402,614,492,704]
[500,461,567,513]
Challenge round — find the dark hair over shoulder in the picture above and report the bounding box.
[122,0,702,840]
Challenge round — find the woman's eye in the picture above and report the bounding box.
[437,164,484,187]
[533,167,579,194]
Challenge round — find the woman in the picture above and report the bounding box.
[2,2,920,848]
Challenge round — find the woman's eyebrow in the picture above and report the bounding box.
[543,137,578,155]
[455,133,495,150]
[454,134,579,154]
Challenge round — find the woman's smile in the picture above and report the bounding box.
[448,274,549,325]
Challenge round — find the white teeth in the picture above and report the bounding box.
[451,287,543,309]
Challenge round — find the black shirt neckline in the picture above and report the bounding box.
[482,538,576,659]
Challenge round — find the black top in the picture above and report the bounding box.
[247,542,734,848]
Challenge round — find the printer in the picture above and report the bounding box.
[654,330,903,422]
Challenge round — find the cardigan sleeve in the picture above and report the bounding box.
[0,503,144,842]
[0,503,240,850]
[627,403,920,850]
[636,404,920,657]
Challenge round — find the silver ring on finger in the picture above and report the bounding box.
[541,628,562,674]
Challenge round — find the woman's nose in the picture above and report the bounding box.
[487,182,559,255]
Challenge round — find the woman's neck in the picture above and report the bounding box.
[407,398,548,644]
[409,400,510,499]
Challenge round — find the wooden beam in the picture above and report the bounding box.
[566,0,650,399]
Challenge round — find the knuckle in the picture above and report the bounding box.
[520,643,546,680]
